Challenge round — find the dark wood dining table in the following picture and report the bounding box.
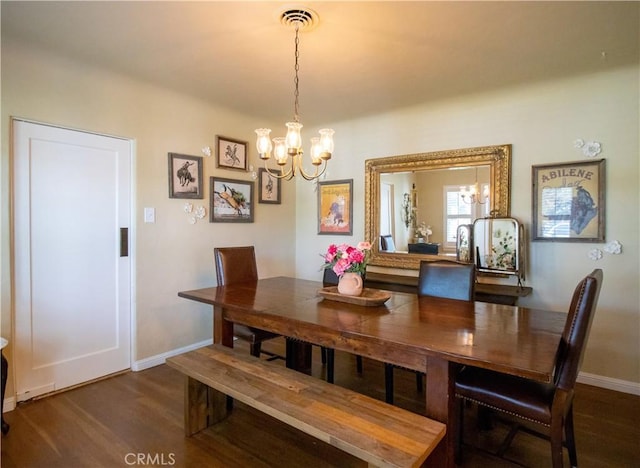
[178,276,565,468]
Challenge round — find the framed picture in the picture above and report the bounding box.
[318,179,353,235]
[168,153,203,199]
[216,135,248,171]
[210,177,254,223]
[258,168,281,204]
[532,159,605,242]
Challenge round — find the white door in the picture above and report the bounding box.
[12,120,132,401]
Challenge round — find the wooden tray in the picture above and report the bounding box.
[317,287,391,306]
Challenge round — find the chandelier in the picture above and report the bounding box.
[254,8,334,181]
[460,168,489,205]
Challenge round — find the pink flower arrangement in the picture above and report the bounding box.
[322,241,372,277]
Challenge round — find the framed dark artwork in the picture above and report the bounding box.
[216,135,248,171]
[532,159,605,242]
[317,179,353,235]
[168,153,203,199]
[258,168,281,204]
[210,177,254,223]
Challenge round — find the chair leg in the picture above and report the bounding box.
[415,371,423,393]
[356,355,363,374]
[455,398,464,465]
[326,349,335,384]
[384,363,394,404]
[550,417,565,468]
[565,405,578,467]
[249,342,261,358]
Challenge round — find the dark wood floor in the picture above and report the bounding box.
[2,338,639,467]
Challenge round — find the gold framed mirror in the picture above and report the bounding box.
[365,144,511,270]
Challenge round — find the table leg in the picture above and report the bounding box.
[424,356,458,468]
[285,339,312,375]
[214,305,234,347]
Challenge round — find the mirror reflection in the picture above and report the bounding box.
[365,144,511,270]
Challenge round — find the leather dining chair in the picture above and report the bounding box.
[384,259,476,404]
[322,269,364,381]
[380,234,396,252]
[454,269,603,468]
[214,246,282,360]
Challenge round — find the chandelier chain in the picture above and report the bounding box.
[293,22,300,122]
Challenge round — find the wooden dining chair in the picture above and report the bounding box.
[322,269,364,381]
[384,259,476,404]
[214,246,283,360]
[454,269,603,468]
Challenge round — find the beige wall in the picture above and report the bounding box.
[0,41,297,375]
[2,40,638,394]
[296,66,640,388]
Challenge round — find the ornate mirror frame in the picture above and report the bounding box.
[365,144,512,270]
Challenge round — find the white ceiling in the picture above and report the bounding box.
[2,1,638,128]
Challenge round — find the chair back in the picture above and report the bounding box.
[322,268,339,286]
[417,260,476,301]
[554,269,603,391]
[214,246,258,286]
[380,235,396,252]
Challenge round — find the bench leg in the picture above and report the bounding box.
[184,376,229,436]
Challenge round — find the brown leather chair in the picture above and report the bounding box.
[384,260,476,404]
[214,246,281,359]
[455,269,603,468]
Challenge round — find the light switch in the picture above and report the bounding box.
[144,207,155,223]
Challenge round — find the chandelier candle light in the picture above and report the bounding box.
[255,8,335,181]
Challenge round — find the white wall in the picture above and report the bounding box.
[296,66,640,387]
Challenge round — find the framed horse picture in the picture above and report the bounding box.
[317,179,353,235]
[168,153,203,199]
[216,135,248,171]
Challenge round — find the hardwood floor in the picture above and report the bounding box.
[2,338,639,467]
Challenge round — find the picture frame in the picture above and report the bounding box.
[168,153,203,199]
[258,168,281,204]
[216,135,248,171]
[532,159,605,242]
[318,179,353,235]
[210,177,254,223]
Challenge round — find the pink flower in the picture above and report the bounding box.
[321,241,371,277]
[357,241,372,251]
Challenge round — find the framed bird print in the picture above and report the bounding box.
[216,135,248,171]
[210,177,254,223]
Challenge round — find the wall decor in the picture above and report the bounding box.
[216,135,248,171]
[168,153,203,199]
[318,179,353,235]
[532,159,605,242]
[258,168,281,204]
[210,177,254,223]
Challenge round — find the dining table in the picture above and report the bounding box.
[178,276,565,468]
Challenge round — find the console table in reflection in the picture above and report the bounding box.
[408,243,440,255]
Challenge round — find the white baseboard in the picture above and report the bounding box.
[3,396,16,413]
[131,338,213,372]
[577,371,640,396]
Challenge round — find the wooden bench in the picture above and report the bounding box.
[166,344,446,468]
